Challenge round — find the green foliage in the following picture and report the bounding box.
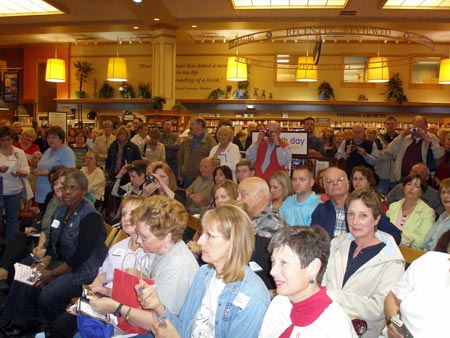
[150,96,166,111]
[119,82,135,99]
[73,60,93,92]
[98,81,114,98]
[384,72,407,104]
[317,81,335,100]
[171,102,188,111]
[208,88,225,100]
[137,82,151,98]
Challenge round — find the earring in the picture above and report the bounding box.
[309,278,315,285]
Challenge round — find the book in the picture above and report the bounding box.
[13,262,41,285]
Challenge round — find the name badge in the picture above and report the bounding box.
[51,219,60,229]
[249,261,263,272]
[112,248,125,256]
[232,292,250,310]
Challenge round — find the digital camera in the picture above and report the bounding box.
[410,127,419,133]
[145,175,155,184]
[351,145,358,152]
[265,128,272,137]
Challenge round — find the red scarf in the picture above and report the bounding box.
[279,286,332,338]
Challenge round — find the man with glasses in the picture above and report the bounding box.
[311,167,400,243]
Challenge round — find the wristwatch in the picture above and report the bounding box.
[386,313,399,326]
[114,303,124,317]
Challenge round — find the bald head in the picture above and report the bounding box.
[411,162,430,181]
[237,177,271,217]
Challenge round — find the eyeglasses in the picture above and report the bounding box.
[324,177,346,186]
[201,232,225,241]
[135,230,153,242]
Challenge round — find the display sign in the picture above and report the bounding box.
[251,131,308,155]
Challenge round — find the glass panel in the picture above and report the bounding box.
[343,56,370,83]
[411,57,440,84]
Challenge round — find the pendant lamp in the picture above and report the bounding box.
[296,56,317,82]
[45,41,66,83]
[438,58,450,84]
[107,39,128,82]
[367,56,389,83]
[226,56,247,81]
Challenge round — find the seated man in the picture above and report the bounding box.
[311,167,401,244]
[186,157,215,215]
[280,165,322,226]
[235,159,255,183]
[237,177,286,288]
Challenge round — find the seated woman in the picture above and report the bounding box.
[259,226,357,338]
[0,166,66,283]
[80,150,105,210]
[142,161,186,205]
[89,195,199,329]
[423,178,450,251]
[386,174,435,249]
[213,179,237,208]
[323,188,405,338]
[384,251,450,338]
[135,204,270,337]
[350,166,387,212]
[112,159,148,199]
[213,165,233,184]
[0,169,107,336]
[269,170,293,211]
[51,195,146,337]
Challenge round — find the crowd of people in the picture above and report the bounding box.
[0,115,448,338]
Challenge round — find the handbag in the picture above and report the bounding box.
[21,177,34,201]
[111,253,153,334]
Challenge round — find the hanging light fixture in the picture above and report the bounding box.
[367,56,389,82]
[439,58,450,84]
[45,39,66,83]
[226,55,247,81]
[107,38,128,82]
[296,49,317,82]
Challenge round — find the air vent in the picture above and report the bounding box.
[340,10,357,16]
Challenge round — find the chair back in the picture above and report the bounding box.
[109,229,129,247]
[399,245,426,265]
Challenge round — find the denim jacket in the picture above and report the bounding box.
[50,199,107,285]
[164,265,270,338]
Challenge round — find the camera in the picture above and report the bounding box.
[145,175,155,184]
[351,145,358,152]
[264,128,272,137]
[410,127,419,133]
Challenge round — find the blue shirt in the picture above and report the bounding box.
[280,192,321,226]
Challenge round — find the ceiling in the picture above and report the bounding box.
[0,0,449,47]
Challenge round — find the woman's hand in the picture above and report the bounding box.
[11,169,28,178]
[0,166,8,173]
[116,164,131,179]
[32,246,47,260]
[151,318,180,338]
[142,182,159,197]
[387,323,405,338]
[135,280,161,310]
[90,297,120,315]
[24,227,37,237]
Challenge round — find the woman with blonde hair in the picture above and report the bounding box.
[213,179,237,207]
[209,125,241,181]
[139,204,270,337]
[269,170,293,211]
[14,127,40,162]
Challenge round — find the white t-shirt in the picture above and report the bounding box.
[392,251,450,338]
[191,272,226,338]
[259,295,358,338]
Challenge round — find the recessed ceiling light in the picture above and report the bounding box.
[192,25,198,28]
[133,0,142,3]
[154,18,160,21]
[0,0,65,17]
[133,26,139,30]
[231,0,349,9]
[383,0,450,9]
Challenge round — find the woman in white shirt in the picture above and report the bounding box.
[209,126,241,182]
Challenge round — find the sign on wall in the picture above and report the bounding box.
[251,131,308,155]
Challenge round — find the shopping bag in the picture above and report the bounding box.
[111,253,153,334]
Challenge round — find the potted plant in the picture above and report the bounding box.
[208,88,225,100]
[98,81,114,98]
[233,81,249,99]
[73,60,93,98]
[317,81,335,100]
[384,72,407,104]
[119,82,135,99]
[137,82,151,98]
[150,96,166,111]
